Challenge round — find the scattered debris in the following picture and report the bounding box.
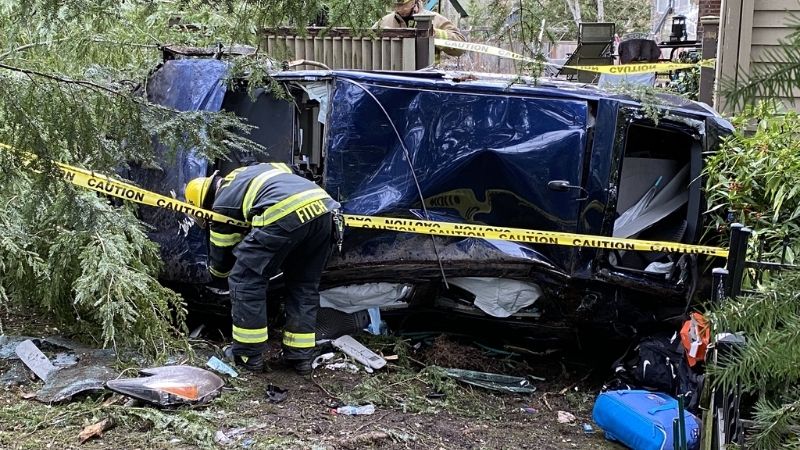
[334,430,392,449]
[189,324,205,339]
[442,368,536,394]
[36,363,116,403]
[214,430,232,446]
[325,362,361,373]
[557,410,576,424]
[106,365,224,406]
[265,384,288,403]
[311,352,336,369]
[419,335,538,375]
[15,339,57,381]
[519,407,537,414]
[426,392,446,400]
[52,352,79,368]
[78,418,114,444]
[582,423,594,434]
[333,404,376,416]
[207,356,238,378]
[311,351,370,373]
[331,335,386,370]
[0,363,31,387]
[214,424,270,446]
[0,335,36,359]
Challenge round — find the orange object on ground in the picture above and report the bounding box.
[680,312,711,367]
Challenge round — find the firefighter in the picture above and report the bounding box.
[373,0,466,57]
[184,162,340,375]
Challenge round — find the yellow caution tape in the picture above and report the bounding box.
[344,215,728,258]
[2,143,728,257]
[433,38,715,74]
[0,143,248,227]
[562,59,715,75]
[434,39,537,63]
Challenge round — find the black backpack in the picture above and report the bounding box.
[609,332,704,412]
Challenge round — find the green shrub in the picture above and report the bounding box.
[703,102,800,268]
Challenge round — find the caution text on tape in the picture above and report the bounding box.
[3,144,728,258]
[1,143,248,227]
[344,214,729,258]
[434,38,714,74]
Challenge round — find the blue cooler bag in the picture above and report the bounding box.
[593,390,701,450]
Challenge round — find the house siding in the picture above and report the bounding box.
[716,0,800,111]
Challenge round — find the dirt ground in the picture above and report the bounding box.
[0,314,625,450]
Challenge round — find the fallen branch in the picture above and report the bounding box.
[0,62,118,95]
[78,418,115,444]
[334,431,390,449]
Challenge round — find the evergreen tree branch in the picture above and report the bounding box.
[0,62,120,95]
[0,38,69,61]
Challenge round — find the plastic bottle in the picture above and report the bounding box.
[334,404,375,415]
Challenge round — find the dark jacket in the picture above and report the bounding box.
[207,162,339,278]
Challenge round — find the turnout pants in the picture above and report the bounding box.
[228,213,333,360]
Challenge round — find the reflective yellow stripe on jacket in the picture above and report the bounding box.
[232,325,268,344]
[241,168,284,219]
[251,188,331,227]
[282,331,315,348]
[210,230,244,247]
[220,166,248,189]
[271,163,293,174]
[209,266,231,278]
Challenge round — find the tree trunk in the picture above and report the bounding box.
[596,0,605,22]
[564,0,582,26]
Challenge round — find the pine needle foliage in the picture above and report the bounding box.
[708,272,800,450]
[0,0,387,356]
[703,98,800,448]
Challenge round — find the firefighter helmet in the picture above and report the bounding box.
[184,171,219,227]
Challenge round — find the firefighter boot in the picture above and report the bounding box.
[223,346,265,372]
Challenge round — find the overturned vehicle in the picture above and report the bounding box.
[132,58,732,343]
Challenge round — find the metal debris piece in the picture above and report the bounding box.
[106,365,224,406]
[325,362,361,373]
[214,430,232,445]
[331,335,386,370]
[442,368,536,394]
[189,324,205,339]
[215,423,270,446]
[52,352,79,368]
[36,363,117,403]
[265,384,288,403]
[78,418,114,444]
[557,410,576,424]
[0,335,36,359]
[15,339,57,381]
[206,356,238,378]
[0,362,32,387]
[311,352,336,369]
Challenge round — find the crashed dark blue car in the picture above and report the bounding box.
[133,57,732,338]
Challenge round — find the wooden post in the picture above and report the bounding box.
[698,16,719,107]
[414,13,434,69]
